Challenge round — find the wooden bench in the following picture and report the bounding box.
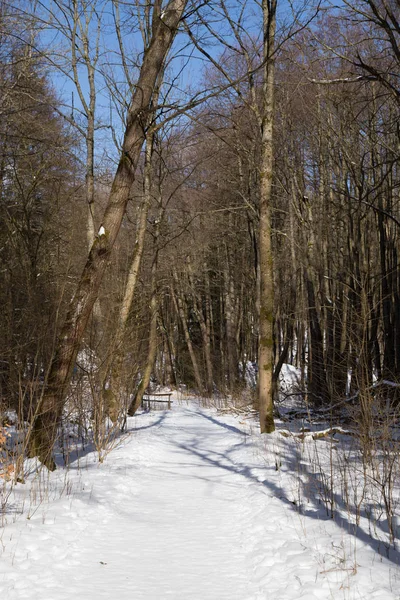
[142,392,173,410]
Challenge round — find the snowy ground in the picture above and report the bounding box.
[1,399,400,599]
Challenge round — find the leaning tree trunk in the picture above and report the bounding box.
[258,0,277,434]
[27,1,188,469]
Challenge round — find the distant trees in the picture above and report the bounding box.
[271,15,400,411]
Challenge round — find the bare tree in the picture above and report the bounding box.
[28,0,189,469]
[344,0,400,103]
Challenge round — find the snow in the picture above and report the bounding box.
[1,399,400,599]
[279,363,301,397]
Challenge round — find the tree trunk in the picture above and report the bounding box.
[85,99,103,340]
[187,258,213,395]
[106,128,156,420]
[258,0,277,434]
[224,265,239,391]
[27,1,188,469]
[128,220,160,416]
[171,271,204,394]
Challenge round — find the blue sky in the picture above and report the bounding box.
[33,0,315,168]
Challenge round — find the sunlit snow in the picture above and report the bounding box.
[1,397,399,599]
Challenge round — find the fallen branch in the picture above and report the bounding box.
[278,426,354,441]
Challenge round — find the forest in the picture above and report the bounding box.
[0,0,399,468]
[2,2,400,597]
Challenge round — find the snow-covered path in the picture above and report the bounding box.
[123,408,252,599]
[0,407,267,599]
[1,403,399,599]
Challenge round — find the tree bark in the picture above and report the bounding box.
[27,1,188,469]
[105,128,156,421]
[187,258,213,396]
[258,0,277,434]
[224,262,239,391]
[171,270,204,395]
[128,217,160,416]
